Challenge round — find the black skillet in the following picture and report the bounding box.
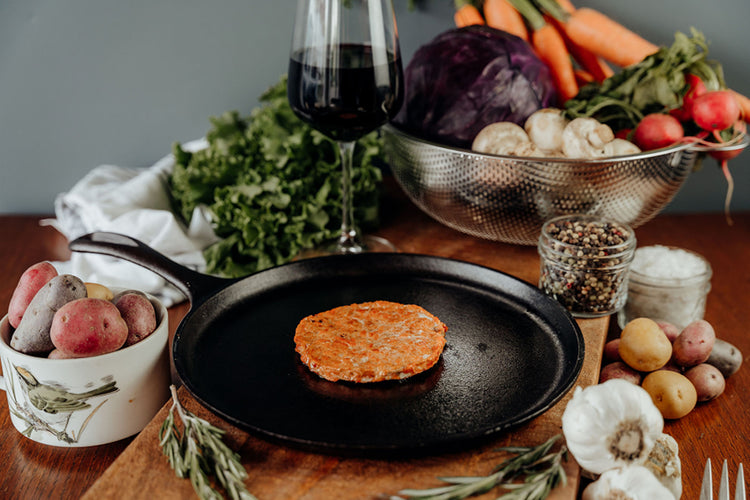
[69,232,584,456]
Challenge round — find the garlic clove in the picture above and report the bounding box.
[642,433,682,500]
[562,379,664,475]
[582,464,677,500]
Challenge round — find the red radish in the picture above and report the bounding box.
[632,113,684,151]
[670,74,707,122]
[691,90,741,132]
[614,128,632,140]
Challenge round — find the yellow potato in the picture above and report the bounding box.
[642,370,697,419]
[618,317,673,372]
[85,282,114,301]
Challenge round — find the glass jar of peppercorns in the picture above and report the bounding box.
[538,214,636,318]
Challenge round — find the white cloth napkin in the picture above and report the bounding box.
[42,138,220,307]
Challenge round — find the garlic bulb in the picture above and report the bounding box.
[643,433,682,499]
[562,379,664,474]
[582,464,676,500]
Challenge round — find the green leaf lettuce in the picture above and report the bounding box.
[168,75,384,278]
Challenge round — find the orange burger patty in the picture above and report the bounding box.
[294,301,448,383]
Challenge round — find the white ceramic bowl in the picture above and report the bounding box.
[0,293,170,447]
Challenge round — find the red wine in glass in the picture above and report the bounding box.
[288,44,403,143]
[287,0,404,256]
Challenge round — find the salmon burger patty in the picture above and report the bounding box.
[294,301,448,383]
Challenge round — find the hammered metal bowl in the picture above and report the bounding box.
[383,124,746,245]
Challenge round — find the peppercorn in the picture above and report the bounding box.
[538,215,636,317]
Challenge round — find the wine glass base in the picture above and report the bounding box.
[294,235,397,260]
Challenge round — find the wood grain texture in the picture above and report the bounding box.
[1,189,749,499]
[81,317,607,500]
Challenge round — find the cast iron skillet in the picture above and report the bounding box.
[69,232,584,456]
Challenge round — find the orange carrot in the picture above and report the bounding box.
[483,0,528,40]
[454,0,485,28]
[554,0,576,14]
[559,8,659,67]
[545,13,613,82]
[509,0,578,103]
[532,23,579,102]
[574,68,594,86]
[729,89,750,123]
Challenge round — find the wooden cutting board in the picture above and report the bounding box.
[82,316,607,500]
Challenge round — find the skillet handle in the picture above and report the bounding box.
[68,232,237,305]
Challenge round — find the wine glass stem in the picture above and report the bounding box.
[337,140,363,253]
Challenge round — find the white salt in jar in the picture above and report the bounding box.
[618,245,712,330]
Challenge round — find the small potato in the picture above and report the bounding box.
[685,363,726,402]
[642,370,697,419]
[47,348,76,360]
[706,338,743,378]
[599,361,641,384]
[603,339,622,362]
[50,298,128,357]
[113,292,157,346]
[672,319,715,368]
[8,261,58,328]
[10,274,87,355]
[656,321,680,343]
[619,318,672,372]
[85,282,114,301]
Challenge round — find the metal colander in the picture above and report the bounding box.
[383,124,746,245]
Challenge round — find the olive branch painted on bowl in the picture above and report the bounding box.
[5,363,119,444]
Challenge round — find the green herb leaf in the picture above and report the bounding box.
[392,435,568,500]
[167,75,385,278]
[159,385,257,500]
[564,28,726,131]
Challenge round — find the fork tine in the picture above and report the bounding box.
[702,459,714,500]
[720,460,731,500]
[736,463,746,500]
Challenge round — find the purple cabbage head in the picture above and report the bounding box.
[393,25,558,148]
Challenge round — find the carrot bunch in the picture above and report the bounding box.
[451,0,660,105]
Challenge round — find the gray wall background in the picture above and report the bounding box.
[2,0,748,214]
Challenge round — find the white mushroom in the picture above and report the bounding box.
[472,122,531,156]
[561,117,616,158]
[511,141,547,157]
[604,138,642,157]
[524,108,569,153]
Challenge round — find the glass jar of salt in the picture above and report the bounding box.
[618,245,712,330]
[538,214,636,318]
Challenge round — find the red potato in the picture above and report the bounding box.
[113,292,157,346]
[603,338,621,362]
[632,113,684,151]
[50,298,128,358]
[10,274,87,355]
[657,321,680,343]
[672,319,716,368]
[8,262,58,328]
[599,361,641,384]
[47,348,76,360]
[685,363,726,402]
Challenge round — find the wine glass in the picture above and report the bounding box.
[287,0,404,255]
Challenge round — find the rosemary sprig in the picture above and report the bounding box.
[392,434,568,500]
[158,385,257,500]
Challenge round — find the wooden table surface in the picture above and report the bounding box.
[1,187,748,499]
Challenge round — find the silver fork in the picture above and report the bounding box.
[701,458,747,500]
